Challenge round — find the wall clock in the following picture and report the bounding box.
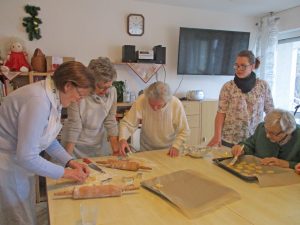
[127,14,144,36]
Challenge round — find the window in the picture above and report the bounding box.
[274,29,300,113]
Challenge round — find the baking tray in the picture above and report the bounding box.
[213,157,257,181]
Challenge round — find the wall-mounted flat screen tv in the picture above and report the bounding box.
[177,27,250,75]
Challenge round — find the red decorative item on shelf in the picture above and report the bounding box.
[4,42,31,72]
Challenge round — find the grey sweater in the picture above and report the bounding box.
[61,87,118,158]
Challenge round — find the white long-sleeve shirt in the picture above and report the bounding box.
[119,94,190,150]
[0,81,72,179]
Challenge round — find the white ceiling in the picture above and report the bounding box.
[135,0,300,17]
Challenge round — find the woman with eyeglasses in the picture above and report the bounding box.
[0,61,95,225]
[61,57,119,158]
[208,50,274,148]
[231,109,300,168]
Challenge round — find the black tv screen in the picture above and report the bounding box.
[177,27,250,75]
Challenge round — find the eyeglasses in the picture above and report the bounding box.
[265,128,284,137]
[233,64,251,71]
[75,86,85,98]
[96,82,112,91]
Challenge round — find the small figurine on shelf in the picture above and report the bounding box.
[31,48,46,72]
[2,42,31,72]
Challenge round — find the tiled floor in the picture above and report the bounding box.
[36,202,49,225]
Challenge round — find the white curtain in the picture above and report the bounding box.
[254,14,279,91]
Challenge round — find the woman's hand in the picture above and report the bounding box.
[168,147,179,157]
[231,145,245,157]
[63,168,89,183]
[295,163,300,174]
[207,136,221,147]
[261,157,289,168]
[67,160,90,176]
[119,139,130,156]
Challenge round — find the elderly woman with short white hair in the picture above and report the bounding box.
[232,109,300,168]
[119,81,190,157]
[61,57,119,158]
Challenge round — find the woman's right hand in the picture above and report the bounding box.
[231,145,245,157]
[119,139,130,156]
[207,136,221,147]
[63,168,88,183]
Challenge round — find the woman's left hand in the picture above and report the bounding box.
[168,147,179,157]
[260,157,289,168]
[68,160,90,176]
[295,163,300,174]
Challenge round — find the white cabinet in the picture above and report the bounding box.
[182,101,201,145]
[182,100,218,145]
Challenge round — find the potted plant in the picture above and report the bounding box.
[112,81,125,102]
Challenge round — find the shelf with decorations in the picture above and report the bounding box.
[114,62,165,83]
[28,71,53,83]
[0,71,53,96]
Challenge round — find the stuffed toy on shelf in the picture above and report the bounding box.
[2,42,31,72]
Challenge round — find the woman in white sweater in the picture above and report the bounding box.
[119,81,190,157]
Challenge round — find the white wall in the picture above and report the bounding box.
[0,0,274,99]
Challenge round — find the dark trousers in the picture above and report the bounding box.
[221,140,234,148]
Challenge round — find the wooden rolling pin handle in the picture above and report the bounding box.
[122,184,140,192]
[139,165,152,170]
[54,189,74,196]
[96,160,109,164]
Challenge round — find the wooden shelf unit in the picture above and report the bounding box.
[27,71,53,83]
[0,71,53,96]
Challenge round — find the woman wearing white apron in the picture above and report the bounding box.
[0,61,95,225]
[62,57,119,158]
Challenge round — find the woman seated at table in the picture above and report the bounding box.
[119,81,190,157]
[61,57,119,158]
[231,109,300,168]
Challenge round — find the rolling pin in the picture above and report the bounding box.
[96,159,152,171]
[54,184,139,199]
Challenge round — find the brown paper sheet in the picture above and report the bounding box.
[257,171,300,187]
[218,155,300,187]
[141,169,240,218]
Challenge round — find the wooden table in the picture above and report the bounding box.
[46,149,300,225]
